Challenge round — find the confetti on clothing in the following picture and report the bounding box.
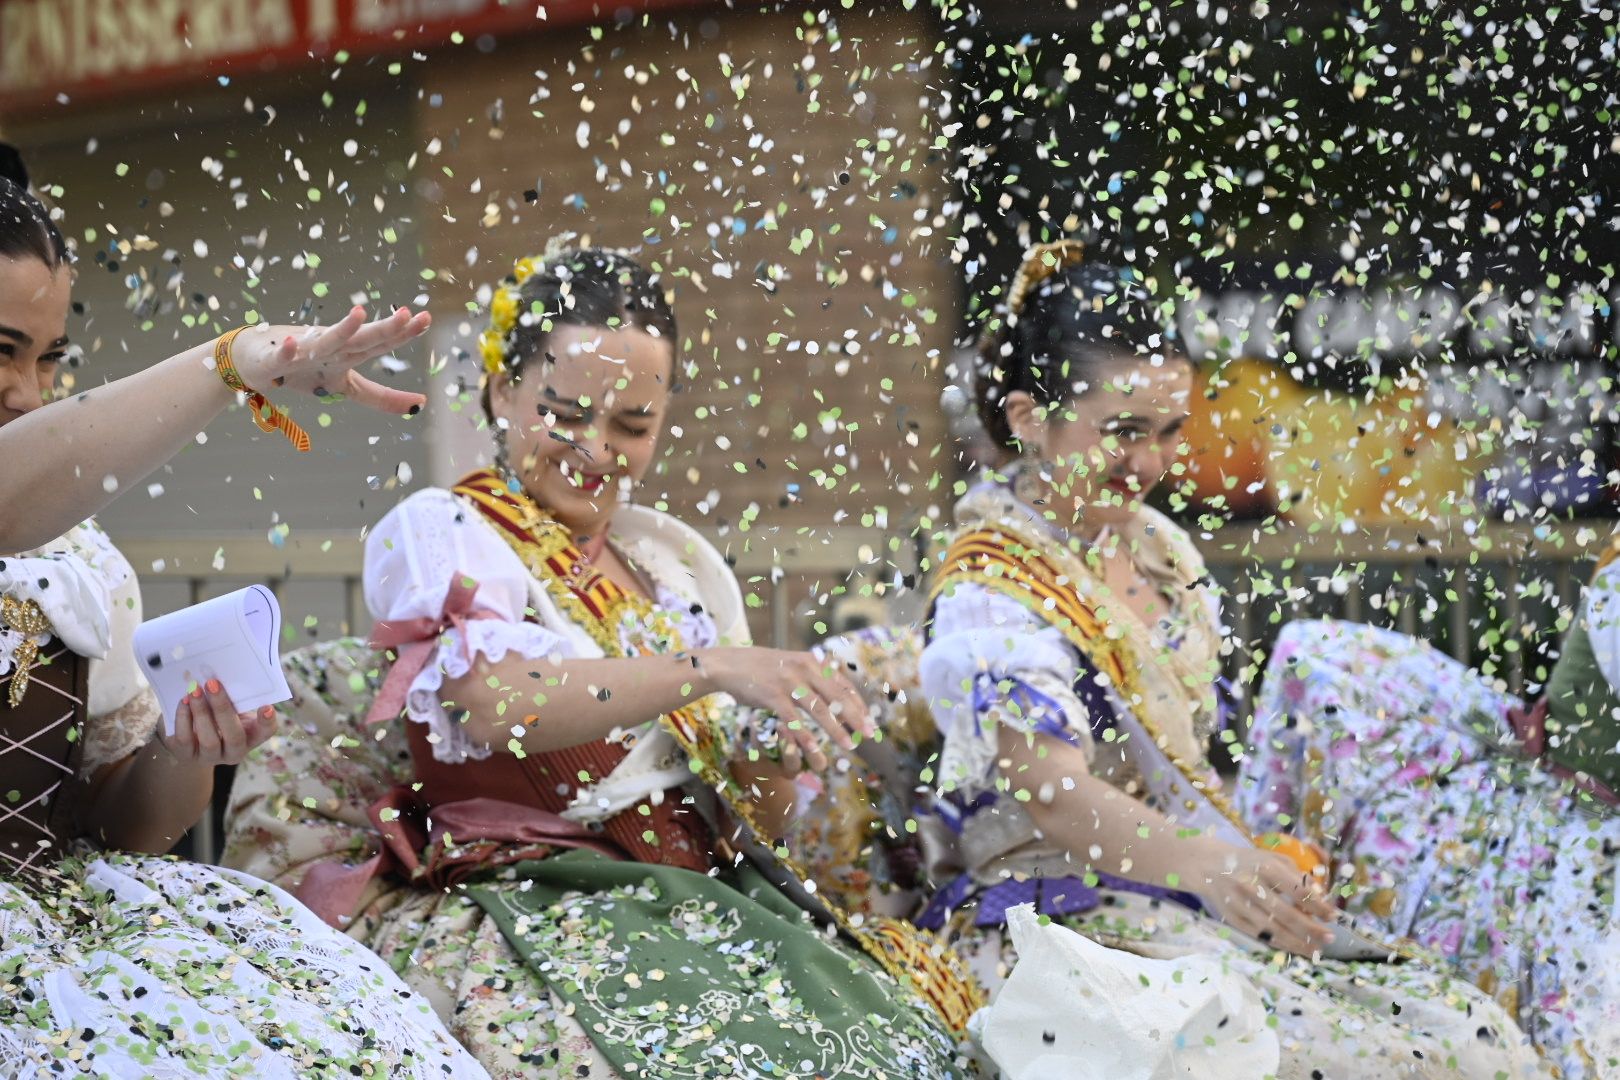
[915,484,1548,1079]
[0,856,483,1079]
[1243,618,1620,1078]
[225,485,972,1079]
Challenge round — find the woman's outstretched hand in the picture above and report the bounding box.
[227,305,432,415]
[696,646,875,774]
[1188,840,1340,959]
[158,679,278,768]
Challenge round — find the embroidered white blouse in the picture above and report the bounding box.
[363,487,752,819]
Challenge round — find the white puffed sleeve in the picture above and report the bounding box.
[364,488,578,763]
[920,583,1103,795]
[1584,560,1620,694]
[0,550,110,665]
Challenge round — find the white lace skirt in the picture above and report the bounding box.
[0,855,485,1078]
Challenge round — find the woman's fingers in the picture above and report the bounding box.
[770,695,829,773]
[305,305,368,360]
[275,331,299,368]
[241,705,278,752]
[1296,882,1340,922]
[337,307,429,360]
[778,734,805,777]
[807,664,874,742]
[198,679,247,763]
[788,657,871,750]
[1241,875,1335,957]
[1229,892,1315,957]
[188,688,222,760]
[1263,897,1333,956]
[169,696,197,758]
[342,371,428,415]
[787,683,854,753]
[1257,854,1339,921]
[789,720,829,773]
[158,687,277,766]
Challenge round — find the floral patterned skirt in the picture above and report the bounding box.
[1241,619,1620,1078]
[0,854,483,1078]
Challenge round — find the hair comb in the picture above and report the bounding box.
[1006,239,1086,317]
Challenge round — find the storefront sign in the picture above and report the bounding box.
[1176,282,1619,365]
[0,0,705,112]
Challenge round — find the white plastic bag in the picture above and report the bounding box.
[972,904,1280,1080]
[1566,910,1620,1070]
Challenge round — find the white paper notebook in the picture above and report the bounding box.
[132,585,292,737]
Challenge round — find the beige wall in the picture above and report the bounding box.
[5,70,426,634]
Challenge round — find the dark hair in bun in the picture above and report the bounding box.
[480,246,677,423]
[0,144,69,270]
[975,249,1178,449]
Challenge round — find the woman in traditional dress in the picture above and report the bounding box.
[1240,567,1620,1074]
[0,162,485,1077]
[340,246,979,1078]
[914,241,1547,1078]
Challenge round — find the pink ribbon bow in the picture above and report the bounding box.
[363,574,491,727]
[295,790,624,928]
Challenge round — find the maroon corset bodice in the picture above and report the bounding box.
[405,721,715,873]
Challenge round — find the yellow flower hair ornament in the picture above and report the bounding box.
[480,254,549,375]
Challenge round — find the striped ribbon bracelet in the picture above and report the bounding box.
[213,326,312,452]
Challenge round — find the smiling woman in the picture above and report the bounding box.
[311,245,982,1078]
[0,151,72,427]
[481,251,677,555]
[0,149,485,1078]
[915,241,1547,1078]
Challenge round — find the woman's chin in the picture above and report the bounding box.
[1084,497,1141,527]
[525,477,616,527]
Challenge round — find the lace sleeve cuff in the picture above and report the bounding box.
[403,620,570,763]
[78,686,163,775]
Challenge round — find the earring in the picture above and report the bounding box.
[492,426,519,490]
[1014,442,1046,505]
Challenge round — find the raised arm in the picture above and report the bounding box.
[0,306,429,553]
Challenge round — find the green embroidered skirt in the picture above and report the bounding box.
[464,850,971,1079]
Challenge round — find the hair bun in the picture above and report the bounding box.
[0,143,30,189]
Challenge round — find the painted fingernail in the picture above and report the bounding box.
[259,705,275,719]
[407,404,422,416]
[190,687,203,700]
[205,679,222,695]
